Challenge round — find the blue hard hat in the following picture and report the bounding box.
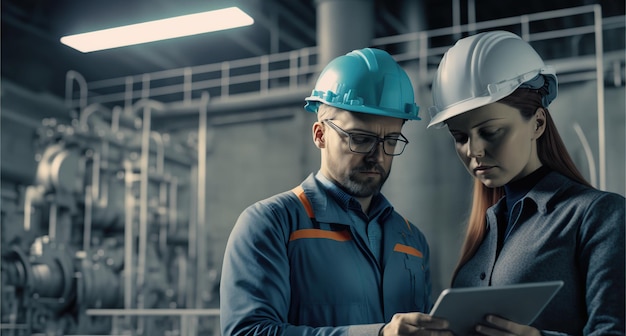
[305,48,420,120]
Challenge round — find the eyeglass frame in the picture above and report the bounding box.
[322,119,409,156]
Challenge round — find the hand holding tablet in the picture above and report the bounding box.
[429,281,564,336]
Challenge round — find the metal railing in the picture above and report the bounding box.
[65,48,319,110]
[65,5,624,113]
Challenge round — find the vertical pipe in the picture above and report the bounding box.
[184,67,192,104]
[401,0,426,98]
[23,186,37,231]
[123,160,134,325]
[270,10,279,54]
[65,70,88,110]
[137,79,152,336]
[290,50,298,89]
[195,92,209,312]
[83,186,93,252]
[152,130,167,257]
[315,0,374,70]
[467,0,476,34]
[594,5,606,190]
[124,76,134,116]
[452,0,461,39]
[418,31,428,105]
[99,141,109,208]
[261,55,269,93]
[48,204,58,241]
[520,15,530,40]
[136,103,152,336]
[112,106,122,134]
[181,316,188,336]
[169,177,178,235]
[301,48,310,75]
[159,177,169,255]
[151,132,165,175]
[186,164,198,309]
[612,61,622,87]
[91,152,101,202]
[176,249,187,307]
[221,62,230,97]
[141,74,151,99]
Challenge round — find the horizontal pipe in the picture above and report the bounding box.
[86,308,220,316]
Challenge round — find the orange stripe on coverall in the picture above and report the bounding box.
[393,243,423,258]
[289,229,351,242]
[292,185,315,218]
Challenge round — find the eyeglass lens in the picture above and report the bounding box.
[349,134,406,155]
[324,119,407,156]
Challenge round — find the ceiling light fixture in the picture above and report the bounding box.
[60,6,254,53]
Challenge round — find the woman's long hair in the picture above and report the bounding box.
[451,87,592,282]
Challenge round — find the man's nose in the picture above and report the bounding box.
[365,141,385,161]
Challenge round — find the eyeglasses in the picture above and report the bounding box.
[323,119,409,156]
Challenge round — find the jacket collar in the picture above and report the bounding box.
[299,172,394,224]
[492,171,573,216]
[524,171,574,213]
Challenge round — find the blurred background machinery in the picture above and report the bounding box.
[1,77,220,335]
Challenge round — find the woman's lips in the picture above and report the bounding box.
[474,165,495,174]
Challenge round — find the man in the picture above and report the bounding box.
[220,48,450,336]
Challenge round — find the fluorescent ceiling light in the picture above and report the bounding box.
[60,6,254,53]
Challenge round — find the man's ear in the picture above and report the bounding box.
[533,108,547,139]
[312,122,325,149]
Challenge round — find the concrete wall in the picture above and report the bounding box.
[550,81,626,194]
[204,107,318,272]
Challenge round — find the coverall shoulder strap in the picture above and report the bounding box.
[291,185,315,218]
[289,185,348,242]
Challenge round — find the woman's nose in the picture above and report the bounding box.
[467,138,485,158]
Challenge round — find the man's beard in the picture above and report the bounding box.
[342,164,388,198]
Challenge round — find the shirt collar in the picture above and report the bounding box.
[314,171,394,219]
[315,171,356,210]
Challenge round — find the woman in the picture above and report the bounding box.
[428,31,625,335]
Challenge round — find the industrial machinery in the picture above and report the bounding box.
[1,74,219,335]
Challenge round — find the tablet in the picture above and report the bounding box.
[429,281,564,335]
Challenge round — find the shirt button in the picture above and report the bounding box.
[480,272,486,280]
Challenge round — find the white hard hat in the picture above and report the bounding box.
[428,30,557,128]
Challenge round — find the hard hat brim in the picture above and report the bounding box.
[427,31,559,130]
[427,70,557,129]
[427,92,508,129]
[305,99,421,121]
